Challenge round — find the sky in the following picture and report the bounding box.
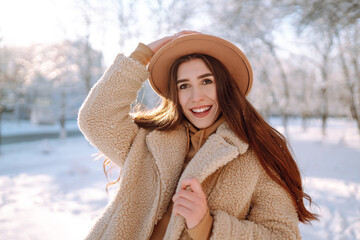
[0,0,79,46]
[0,0,143,65]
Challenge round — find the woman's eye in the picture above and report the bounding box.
[203,79,213,85]
[179,84,189,89]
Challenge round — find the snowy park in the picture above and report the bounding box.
[0,0,359,239]
[0,118,359,240]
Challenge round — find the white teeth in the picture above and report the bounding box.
[192,106,211,113]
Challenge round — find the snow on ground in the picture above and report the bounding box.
[2,119,79,137]
[276,119,360,240]
[0,136,108,240]
[0,118,359,240]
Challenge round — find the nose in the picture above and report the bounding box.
[191,86,204,103]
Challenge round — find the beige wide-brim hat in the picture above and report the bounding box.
[148,33,253,98]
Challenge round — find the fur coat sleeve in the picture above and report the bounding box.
[77,54,149,167]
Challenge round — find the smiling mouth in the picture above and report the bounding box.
[191,106,211,114]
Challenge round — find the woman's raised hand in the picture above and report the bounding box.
[172,178,209,229]
[147,30,200,54]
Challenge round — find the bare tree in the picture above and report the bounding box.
[147,0,199,35]
[285,55,317,131]
[14,41,103,138]
[0,41,28,152]
[208,0,294,133]
[336,28,360,134]
[262,39,291,133]
[76,0,97,93]
[287,0,360,134]
[0,34,4,154]
[316,33,334,136]
[298,28,336,136]
[114,0,138,49]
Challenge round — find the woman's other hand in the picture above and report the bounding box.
[172,177,208,229]
[147,30,200,54]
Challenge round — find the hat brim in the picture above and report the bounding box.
[148,33,253,98]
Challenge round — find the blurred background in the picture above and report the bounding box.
[0,0,359,239]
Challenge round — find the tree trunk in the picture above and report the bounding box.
[318,32,334,137]
[261,67,279,120]
[350,32,360,134]
[0,105,3,155]
[84,39,92,92]
[337,33,360,134]
[59,91,67,139]
[320,69,329,137]
[264,40,290,136]
[301,113,308,131]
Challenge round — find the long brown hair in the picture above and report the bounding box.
[133,53,318,223]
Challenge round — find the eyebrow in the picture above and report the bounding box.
[176,73,213,84]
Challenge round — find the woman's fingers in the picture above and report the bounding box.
[147,36,173,53]
[172,178,209,229]
[172,178,204,203]
[172,189,197,203]
[180,178,204,196]
[172,202,193,219]
[173,195,195,210]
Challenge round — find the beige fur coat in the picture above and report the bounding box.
[78,54,301,240]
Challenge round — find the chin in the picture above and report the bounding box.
[193,123,211,129]
[187,117,216,129]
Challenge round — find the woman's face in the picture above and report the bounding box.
[176,58,221,129]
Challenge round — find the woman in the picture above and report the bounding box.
[78,31,318,240]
